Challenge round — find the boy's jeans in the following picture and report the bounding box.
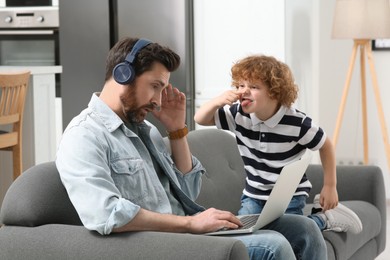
[231,213,327,260]
[238,195,327,230]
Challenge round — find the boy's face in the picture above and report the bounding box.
[236,79,279,121]
[120,62,170,123]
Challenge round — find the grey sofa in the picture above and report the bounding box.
[0,128,386,260]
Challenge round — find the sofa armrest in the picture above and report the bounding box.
[0,224,249,260]
[306,164,387,253]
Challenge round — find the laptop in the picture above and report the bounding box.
[205,154,311,236]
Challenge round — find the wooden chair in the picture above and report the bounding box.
[0,71,31,180]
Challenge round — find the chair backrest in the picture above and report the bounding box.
[0,70,31,179]
[0,70,30,148]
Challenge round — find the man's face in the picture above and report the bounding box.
[120,62,170,123]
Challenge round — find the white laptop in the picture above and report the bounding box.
[205,154,311,236]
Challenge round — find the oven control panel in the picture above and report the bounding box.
[0,6,58,28]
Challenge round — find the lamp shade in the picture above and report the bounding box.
[332,0,390,39]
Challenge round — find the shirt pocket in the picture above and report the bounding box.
[111,158,149,202]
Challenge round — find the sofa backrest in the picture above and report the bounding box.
[0,128,245,226]
[187,128,245,214]
[0,161,82,226]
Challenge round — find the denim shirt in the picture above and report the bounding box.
[56,93,205,235]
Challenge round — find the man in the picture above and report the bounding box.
[56,37,327,259]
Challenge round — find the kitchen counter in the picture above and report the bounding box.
[0,66,62,75]
[0,66,62,174]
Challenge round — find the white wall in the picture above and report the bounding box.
[286,0,390,198]
[193,0,285,129]
[285,0,319,121]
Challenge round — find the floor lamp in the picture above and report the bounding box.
[331,0,390,169]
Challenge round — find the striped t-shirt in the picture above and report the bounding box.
[215,103,326,201]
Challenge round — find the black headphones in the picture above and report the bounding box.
[113,38,152,85]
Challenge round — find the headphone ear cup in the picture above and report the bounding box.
[113,62,135,85]
[112,38,152,85]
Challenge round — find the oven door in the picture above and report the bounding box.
[0,28,59,66]
[1,0,57,7]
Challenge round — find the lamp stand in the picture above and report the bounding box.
[332,39,390,170]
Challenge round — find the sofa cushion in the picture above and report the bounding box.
[305,164,387,259]
[305,200,382,260]
[0,162,82,226]
[323,200,382,259]
[0,224,249,260]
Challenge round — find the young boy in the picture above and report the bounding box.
[194,55,362,234]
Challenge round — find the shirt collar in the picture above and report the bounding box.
[250,105,287,128]
[88,93,151,136]
[88,93,126,133]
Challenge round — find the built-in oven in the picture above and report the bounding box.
[0,0,60,94]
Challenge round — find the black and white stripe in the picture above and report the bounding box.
[215,103,326,201]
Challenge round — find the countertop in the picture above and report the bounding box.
[0,66,62,75]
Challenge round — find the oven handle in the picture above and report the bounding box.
[0,30,56,35]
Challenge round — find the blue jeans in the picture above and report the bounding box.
[287,195,327,230]
[239,195,327,230]
[235,195,327,260]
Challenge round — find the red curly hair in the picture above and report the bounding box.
[231,55,298,107]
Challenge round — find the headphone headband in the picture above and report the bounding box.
[124,38,152,64]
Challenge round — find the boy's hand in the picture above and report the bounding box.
[319,186,339,211]
[194,89,240,126]
[213,90,241,107]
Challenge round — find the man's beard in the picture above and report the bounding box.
[120,87,156,123]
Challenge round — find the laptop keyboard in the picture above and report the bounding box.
[237,214,260,229]
[213,214,262,233]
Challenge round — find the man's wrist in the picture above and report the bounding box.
[167,125,188,140]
